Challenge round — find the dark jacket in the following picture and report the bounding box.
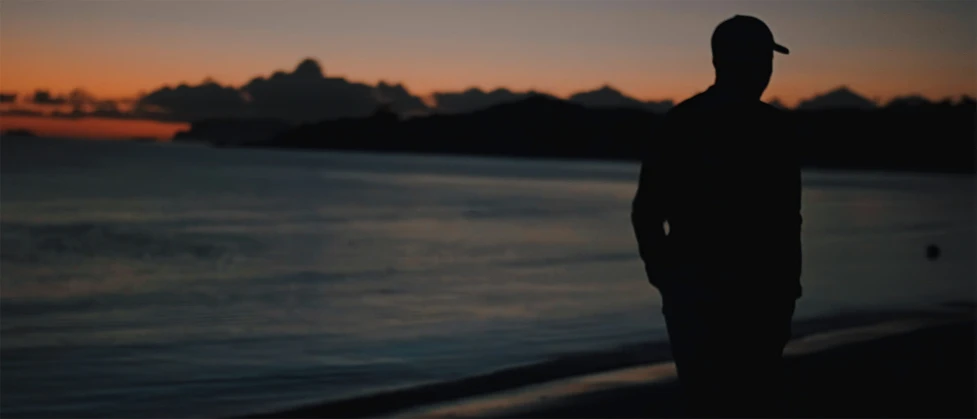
[631,85,802,298]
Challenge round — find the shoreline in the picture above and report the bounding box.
[241,142,977,175]
[472,318,976,418]
[477,319,976,418]
[3,135,975,175]
[240,301,975,419]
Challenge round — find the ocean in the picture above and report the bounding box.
[1,136,974,418]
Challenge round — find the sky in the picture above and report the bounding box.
[1,0,975,139]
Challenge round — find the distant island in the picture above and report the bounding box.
[172,91,976,174]
[173,118,292,147]
[1,128,37,138]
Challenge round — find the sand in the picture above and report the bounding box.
[247,305,975,419]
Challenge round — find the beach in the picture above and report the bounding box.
[256,305,976,418]
[478,319,976,418]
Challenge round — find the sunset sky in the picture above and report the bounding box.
[1,0,975,139]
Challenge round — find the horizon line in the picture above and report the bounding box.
[2,56,975,109]
[2,82,974,111]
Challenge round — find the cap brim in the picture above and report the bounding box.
[773,43,789,55]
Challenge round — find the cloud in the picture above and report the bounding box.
[131,58,431,123]
[135,78,249,121]
[24,57,953,124]
[239,58,379,122]
[376,81,429,116]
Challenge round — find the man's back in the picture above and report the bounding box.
[632,86,801,297]
[636,15,800,417]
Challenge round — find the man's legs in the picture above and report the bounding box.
[662,290,795,417]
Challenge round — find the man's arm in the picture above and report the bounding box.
[780,108,803,285]
[794,130,803,281]
[631,125,670,285]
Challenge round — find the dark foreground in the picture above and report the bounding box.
[246,309,975,419]
[502,321,976,419]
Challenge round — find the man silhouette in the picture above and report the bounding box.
[632,15,802,418]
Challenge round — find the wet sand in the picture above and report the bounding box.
[471,320,976,418]
[248,305,975,419]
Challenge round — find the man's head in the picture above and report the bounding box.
[711,15,788,99]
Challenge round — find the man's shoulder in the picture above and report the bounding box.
[667,91,784,115]
[661,91,788,134]
[757,101,794,132]
[665,91,710,118]
[661,94,710,131]
[757,101,785,116]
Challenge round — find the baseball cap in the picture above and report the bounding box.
[712,15,789,58]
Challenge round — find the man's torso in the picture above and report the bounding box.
[649,86,801,295]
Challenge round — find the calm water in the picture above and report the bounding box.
[1,137,974,418]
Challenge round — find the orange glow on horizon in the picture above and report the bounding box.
[2,0,974,140]
[2,68,974,110]
[2,0,973,111]
[2,61,973,113]
[0,115,188,141]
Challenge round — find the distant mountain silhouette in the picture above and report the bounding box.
[267,94,658,160]
[482,93,589,116]
[216,93,977,173]
[767,98,788,110]
[173,118,293,146]
[644,100,675,114]
[2,57,972,128]
[128,58,682,122]
[432,88,541,114]
[569,85,645,108]
[430,85,672,115]
[886,95,933,108]
[567,85,674,114]
[796,86,877,110]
